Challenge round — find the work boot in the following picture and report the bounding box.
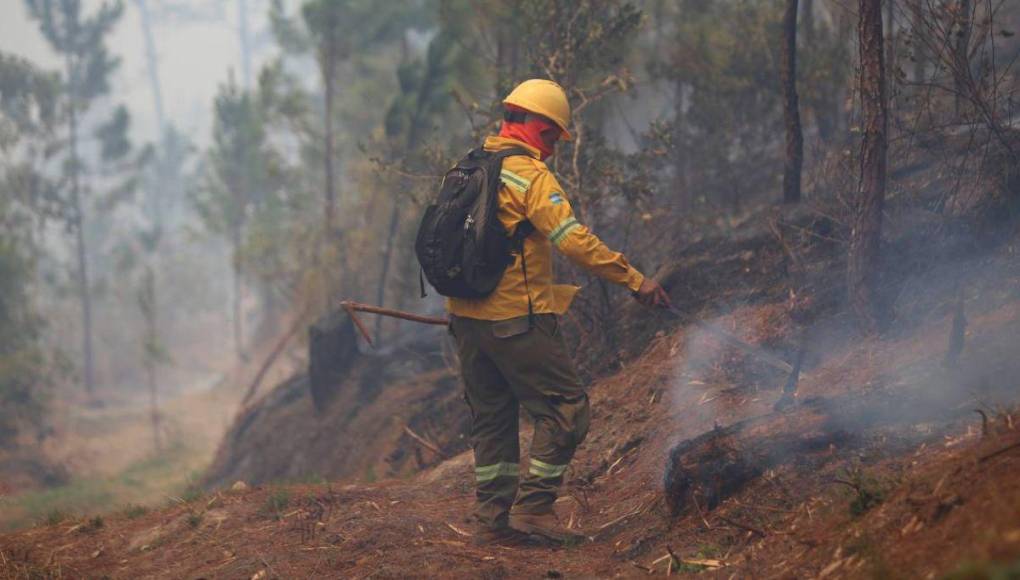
[472,525,544,547]
[509,512,587,545]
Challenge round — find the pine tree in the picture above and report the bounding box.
[848,0,888,334]
[373,30,467,341]
[0,52,61,446]
[25,0,131,396]
[193,77,280,361]
[780,0,803,204]
[272,0,414,233]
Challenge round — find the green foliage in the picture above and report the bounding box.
[181,482,205,503]
[24,0,124,103]
[186,511,203,528]
[82,515,105,533]
[838,464,888,517]
[0,197,50,448]
[22,0,142,397]
[2,441,204,532]
[44,508,70,526]
[261,488,291,519]
[192,76,282,238]
[120,504,148,519]
[0,52,60,142]
[944,557,1020,580]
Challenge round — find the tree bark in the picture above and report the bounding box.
[672,78,691,209]
[135,0,165,134]
[67,53,96,396]
[780,0,803,204]
[953,0,973,114]
[910,1,927,83]
[323,40,338,233]
[886,0,896,112]
[232,225,245,361]
[848,0,888,335]
[372,68,431,343]
[802,0,815,47]
[373,201,402,341]
[143,267,162,453]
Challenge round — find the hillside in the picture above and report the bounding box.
[3,206,1020,579]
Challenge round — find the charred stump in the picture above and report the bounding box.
[308,310,360,411]
[664,402,848,516]
[664,388,961,517]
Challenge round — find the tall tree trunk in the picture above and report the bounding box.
[672,79,691,209]
[802,0,815,47]
[67,54,96,396]
[372,94,427,342]
[373,200,402,340]
[238,0,252,90]
[135,0,165,134]
[142,267,162,453]
[910,1,927,83]
[147,357,161,451]
[953,0,973,114]
[135,0,166,227]
[780,0,804,204]
[323,45,338,233]
[232,226,245,361]
[885,0,896,112]
[848,0,888,335]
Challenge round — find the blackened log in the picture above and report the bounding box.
[664,388,967,517]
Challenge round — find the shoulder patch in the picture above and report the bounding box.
[549,192,565,205]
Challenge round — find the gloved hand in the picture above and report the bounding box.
[633,278,672,308]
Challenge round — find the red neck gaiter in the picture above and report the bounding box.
[499,109,557,160]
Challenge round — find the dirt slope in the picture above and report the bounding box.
[3,280,1020,578]
[202,322,470,489]
[4,189,1020,577]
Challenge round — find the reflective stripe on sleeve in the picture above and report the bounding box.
[548,217,580,247]
[475,462,519,482]
[500,169,531,193]
[528,458,568,479]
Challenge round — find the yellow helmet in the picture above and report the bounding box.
[502,79,572,141]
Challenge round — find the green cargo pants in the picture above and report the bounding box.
[450,313,590,528]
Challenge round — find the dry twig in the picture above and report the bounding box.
[716,514,766,537]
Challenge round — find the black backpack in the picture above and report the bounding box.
[415,147,534,300]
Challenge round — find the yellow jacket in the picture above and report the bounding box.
[447,136,645,321]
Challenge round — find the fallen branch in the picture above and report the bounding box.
[979,440,1020,463]
[403,426,444,458]
[598,510,640,530]
[242,307,310,408]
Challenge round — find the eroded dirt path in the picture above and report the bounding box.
[4,302,1020,578]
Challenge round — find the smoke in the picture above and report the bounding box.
[660,225,1020,515]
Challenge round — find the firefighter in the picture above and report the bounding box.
[448,79,670,546]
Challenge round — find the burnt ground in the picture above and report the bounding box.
[4,182,1020,578]
[2,270,1020,578]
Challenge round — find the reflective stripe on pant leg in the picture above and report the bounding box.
[528,458,568,479]
[475,462,520,483]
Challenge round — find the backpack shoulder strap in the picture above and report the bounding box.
[491,146,533,161]
[491,146,536,242]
